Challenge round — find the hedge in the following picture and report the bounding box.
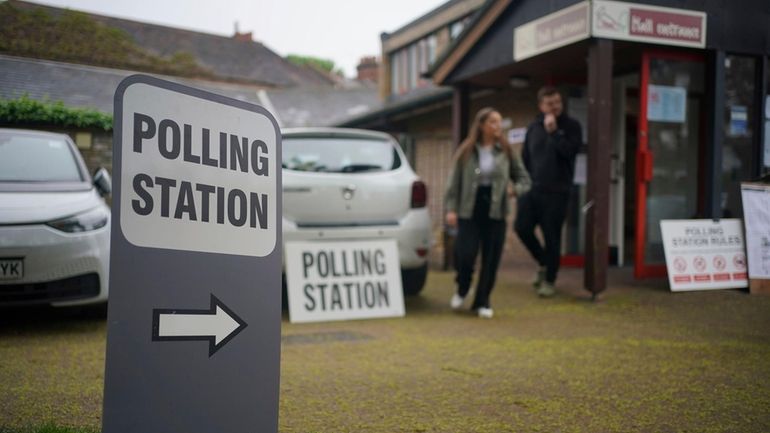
[0,96,113,131]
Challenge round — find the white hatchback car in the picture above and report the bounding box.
[282,127,432,295]
[0,129,111,308]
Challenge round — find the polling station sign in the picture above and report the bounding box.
[660,219,748,291]
[285,240,405,323]
[102,75,282,433]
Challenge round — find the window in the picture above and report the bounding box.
[282,137,401,173]
[408,44,418,90]
[721,55,758,218]
[427,34,437,65]
[765,57,770,175]
[389,32,440,96]
[450,16,471,40]
[450,21,465,40]
[0,132,82,182]
[390,53,400,95]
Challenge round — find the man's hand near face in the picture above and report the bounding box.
[544,113,557,133]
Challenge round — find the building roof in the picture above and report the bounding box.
[0,55,376,128]
[336,86,452,128]
[10,0,334,88]
[264,84,380,128]
[0,55,264,113]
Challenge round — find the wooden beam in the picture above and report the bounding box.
[584,38,613,296]
[452,83,470,148]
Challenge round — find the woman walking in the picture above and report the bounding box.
[444,107,531,318]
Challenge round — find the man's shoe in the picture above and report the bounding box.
[532,266,546,289]
[450,293,465,310]
[477,307,494,319]
[536,282,556,298]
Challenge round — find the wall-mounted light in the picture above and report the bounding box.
[509,75,530,89]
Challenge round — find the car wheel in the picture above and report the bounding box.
[401,263,428,296]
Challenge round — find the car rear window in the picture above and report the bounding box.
[0,132,83,182]
[282,136,401,173]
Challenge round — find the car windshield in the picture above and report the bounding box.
[0,132,83,182]
[282,136,401,173]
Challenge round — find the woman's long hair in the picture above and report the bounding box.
[453,107,513,163]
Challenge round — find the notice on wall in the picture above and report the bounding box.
[741,183,770,280]
[285,240,405,323]
[660,219,748,291]
[647,85,687,123]
[729,105,748,137]
[507,127,527,145]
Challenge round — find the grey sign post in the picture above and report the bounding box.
[102,75,282,433]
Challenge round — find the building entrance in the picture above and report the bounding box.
[635,50,705,278]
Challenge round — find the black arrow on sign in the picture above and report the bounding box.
[152,294,247,357]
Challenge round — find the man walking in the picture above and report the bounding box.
[515,86,582,297]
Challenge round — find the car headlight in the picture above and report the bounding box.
[47,207,109,233]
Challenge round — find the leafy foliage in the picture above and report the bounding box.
[0,96,113,131]
[285,54,336,73]
[0,2,211,78]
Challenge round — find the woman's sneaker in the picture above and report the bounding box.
[450,293,465,310]
[477,307,494,319]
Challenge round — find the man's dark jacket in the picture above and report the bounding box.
[522,113,583,194]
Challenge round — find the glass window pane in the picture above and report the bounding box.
[645,58,704,263]
[282,137,400,173]
[0,132,82,182]
[765,57,770,173]
[721,55,757,218]
[390,53,399,96]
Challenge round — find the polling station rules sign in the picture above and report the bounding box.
[661,219,747,291]
[103,75,281,433]
[285,240,405,323]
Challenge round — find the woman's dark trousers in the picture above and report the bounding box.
[454,186,506,309]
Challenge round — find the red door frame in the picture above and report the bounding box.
[635,49,705,279]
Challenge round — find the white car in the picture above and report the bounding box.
[0,129,111,308]
[282,127,432,295]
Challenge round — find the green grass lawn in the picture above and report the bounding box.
[2,268,770,432]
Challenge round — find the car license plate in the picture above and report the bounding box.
[0,258,23,280]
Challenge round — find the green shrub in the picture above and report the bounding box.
[0,96,112,131]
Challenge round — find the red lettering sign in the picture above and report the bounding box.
[630,8,703,43]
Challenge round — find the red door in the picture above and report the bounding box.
[635,50,705,278]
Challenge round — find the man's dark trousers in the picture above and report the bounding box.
[514,190,569,284]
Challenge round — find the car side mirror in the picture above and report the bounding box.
[93,167,112,196]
